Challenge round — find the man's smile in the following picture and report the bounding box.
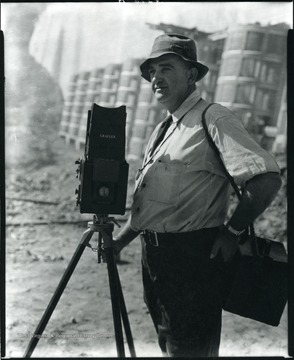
[154,86,168,93]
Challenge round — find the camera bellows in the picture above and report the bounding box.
[86,104,126,162]
[76,104,129,215]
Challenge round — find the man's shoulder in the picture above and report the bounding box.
[202,102,245,132]
[191,100,236,125]
[206,102,234,119]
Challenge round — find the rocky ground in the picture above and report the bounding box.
[5,138,288,358]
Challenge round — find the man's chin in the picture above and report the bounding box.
[154,93,168,104]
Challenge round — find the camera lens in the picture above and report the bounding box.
[98,186,110,198]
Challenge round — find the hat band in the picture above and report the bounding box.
[151,41,197,61]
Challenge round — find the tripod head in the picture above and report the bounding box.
[87,214,121,263]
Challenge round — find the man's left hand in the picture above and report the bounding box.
[210,226,240,262]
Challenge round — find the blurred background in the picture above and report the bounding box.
[2,2,292,357]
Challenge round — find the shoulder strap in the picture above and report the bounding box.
[202,103,258,249]
[202,103,242,201]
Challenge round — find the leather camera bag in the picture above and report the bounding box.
[202,103,287,326]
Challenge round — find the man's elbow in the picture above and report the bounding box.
[246,171,283,209]
[267,171,283,194]
[252,172,282,207]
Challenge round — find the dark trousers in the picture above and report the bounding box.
[141,228,226,357]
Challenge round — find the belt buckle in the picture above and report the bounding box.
[149,230,159,247]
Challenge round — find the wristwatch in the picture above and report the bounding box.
[225,224,245,237]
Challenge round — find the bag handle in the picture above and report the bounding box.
[201,103,260,257]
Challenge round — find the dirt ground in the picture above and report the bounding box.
[5,138,289,358]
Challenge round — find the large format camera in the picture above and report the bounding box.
[75,104,129,215]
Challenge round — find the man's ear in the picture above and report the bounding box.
[188,67,198,84]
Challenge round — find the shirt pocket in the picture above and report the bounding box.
[147,161,183,205]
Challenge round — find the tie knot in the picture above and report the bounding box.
[165,115,173,125]
[161,115,173,130]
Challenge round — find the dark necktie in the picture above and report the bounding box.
[149,115,173,156]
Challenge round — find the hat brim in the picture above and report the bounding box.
[140,52,209,83]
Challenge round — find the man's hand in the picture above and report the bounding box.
[210,226,240,262]
[112,237,131,257]
[110,216,141,258]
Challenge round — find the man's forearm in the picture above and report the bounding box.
[115,215,141,246]
[227,172,282,231]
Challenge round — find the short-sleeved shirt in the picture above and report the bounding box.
[130,90,280,233]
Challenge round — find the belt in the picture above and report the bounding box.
[141,228,219,247]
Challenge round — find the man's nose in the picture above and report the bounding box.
[151,70,163,84]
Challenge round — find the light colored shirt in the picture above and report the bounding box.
[130,89,280,233]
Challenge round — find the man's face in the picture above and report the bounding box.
[148,54,195,113]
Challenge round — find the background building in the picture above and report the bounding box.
[214,23,288,147]
[59,21,288,161]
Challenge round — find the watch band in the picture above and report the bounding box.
[226,224,245,236]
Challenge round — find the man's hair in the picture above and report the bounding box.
[185,61,198,83]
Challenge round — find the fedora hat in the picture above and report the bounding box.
[140,33,209,82]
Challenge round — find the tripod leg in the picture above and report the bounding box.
[105,247,125,358]
[115,264,136,357]
[114,265,136,357]
[23,228,94,358]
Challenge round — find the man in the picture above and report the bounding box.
[113,33,282,357]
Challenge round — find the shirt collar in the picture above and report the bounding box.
[168,89,202,123]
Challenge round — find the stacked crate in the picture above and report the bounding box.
[59,68,106,148]
[99,64,122,107]
[84,68,105,108]
[115,58,143,152]
[59,71,91,147]
[76,68,105,148]
[69,71,90,146]
[59,73,79,142]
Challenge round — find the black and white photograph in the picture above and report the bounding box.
[2,2,292,357]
